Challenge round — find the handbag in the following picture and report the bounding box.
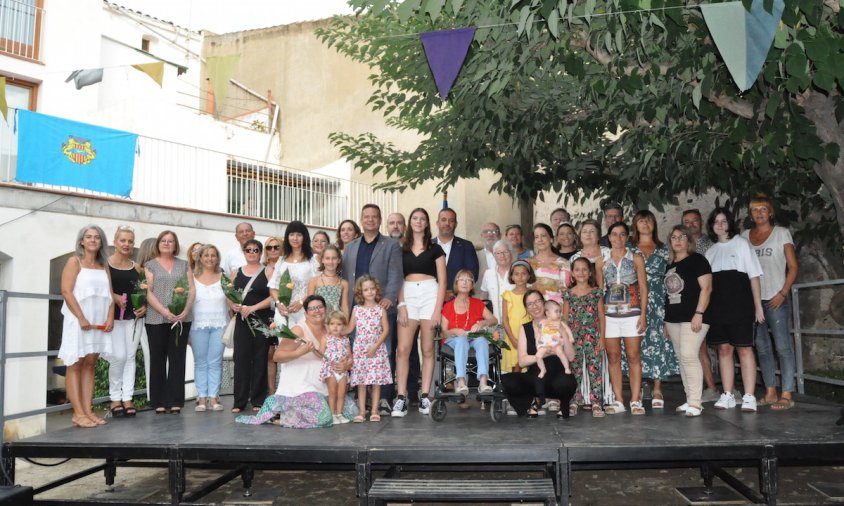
[221,268,262,348]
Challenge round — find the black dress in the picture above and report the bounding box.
[501,322,577,417]
[232,267,273,410]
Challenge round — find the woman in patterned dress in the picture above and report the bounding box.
[630,210,677,409]
[270,221,319,327]
[527,223,571,303]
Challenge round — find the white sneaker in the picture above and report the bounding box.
[419,397,432,415]
[701,388,720,403]
[714,392,736,410]
[504,399,517,416]
[741,394,757,413]
[391,397,408,417]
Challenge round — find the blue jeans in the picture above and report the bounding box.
[190,326,226,398]
[755,300,796,393]
[445,336,489,380]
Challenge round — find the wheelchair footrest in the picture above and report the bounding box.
[368,477,556,503]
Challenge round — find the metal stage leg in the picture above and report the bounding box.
[700,462,713,488]
[103,458,116,487]
[558,448,570,506]
[168,456,185,506]
[241,466,254,497]
[759,446,778,506]
[356,451,370,506]
[1,447,14,486]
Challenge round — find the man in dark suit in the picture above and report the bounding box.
[433,208,480,301]
[342,204,404,414]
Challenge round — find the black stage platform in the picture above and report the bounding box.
[4,390,844,505]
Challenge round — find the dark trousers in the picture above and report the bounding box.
[232,318,269,410]
[146,322,190,409]
[502,369,577,416]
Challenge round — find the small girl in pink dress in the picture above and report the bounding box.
[320,310,352,424]
[346,275,392,422]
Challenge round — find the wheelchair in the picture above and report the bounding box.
[429,314,508,423]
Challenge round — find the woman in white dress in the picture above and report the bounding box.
[270,221,319,327]
[60,225,114,428]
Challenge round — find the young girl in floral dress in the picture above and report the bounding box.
[562,257,606,417]
[321,310,352,424]
[346,275,391,422]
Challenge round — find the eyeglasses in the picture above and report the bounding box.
[306,305,325,312]
[244,248,261,254]
[266,245,281,251]
[669,235,688,241]
[494,251,510,257]
[482,229,500,235]
[525,299,544,307]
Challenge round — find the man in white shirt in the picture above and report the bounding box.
[477,222,500,275]
[222,222,254,275]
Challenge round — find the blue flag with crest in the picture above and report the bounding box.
[16,110,137,196]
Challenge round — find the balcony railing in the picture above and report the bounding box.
[0,114,397,229]
[0,0,43,61]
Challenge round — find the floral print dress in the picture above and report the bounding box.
[563,287,605,406]
[350,305,392,386]
[629,244,678,380]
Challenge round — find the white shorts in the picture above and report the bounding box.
[605,315,643,338]
[403,279,438,320]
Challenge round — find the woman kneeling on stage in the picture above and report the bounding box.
[501,289,577,419]
[236,295,355,428]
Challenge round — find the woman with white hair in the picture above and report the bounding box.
[479,239,516,322]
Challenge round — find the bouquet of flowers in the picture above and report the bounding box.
[129,270,148,309]
[250,319,325,359]
[468,324,511,350]
[168,275,189,344]
[221,273,255,336]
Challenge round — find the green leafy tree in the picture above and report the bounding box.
[318,0,844,262]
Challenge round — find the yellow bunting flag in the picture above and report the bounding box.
[132,62,165,87]
[0,77,7,121]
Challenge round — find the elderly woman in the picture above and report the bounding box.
[145,230,196,414]
[742,194,798,410]
[630,210,677,409]
[190,245,228,412]
[571,219,609,271]
[505,224,534,260]
[527,223,571,303]
[440,269,498,395]
[335,219,362,253]
[706,207,765,412]
[270,221,319,327]
[556,223,579,260]
[230,239,274,413]
[236,295,354,428]
[106,225,146,418]
[479,239,516,322]
[60,225,114,428]
[664,225,712,417]
[501,289,577,418]
[602,222,648,415]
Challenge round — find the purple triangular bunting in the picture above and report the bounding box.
[420,27,476,101]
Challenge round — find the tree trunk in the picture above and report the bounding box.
[801,92,844,243]
[520,196,534,249]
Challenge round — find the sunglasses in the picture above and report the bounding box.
[244,248,261,254]
[266,245,281,251]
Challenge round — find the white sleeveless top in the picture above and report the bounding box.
[59,265,112,366]
[276,322,327,397]
[192,277,228,329]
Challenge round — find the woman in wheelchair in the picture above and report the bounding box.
[440,269,498,395]
[501,289,577,418]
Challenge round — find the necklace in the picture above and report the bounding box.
[455,297,470,329]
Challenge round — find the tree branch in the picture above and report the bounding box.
[707,91,754,119]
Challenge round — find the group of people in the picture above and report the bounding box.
[59,195,798,429]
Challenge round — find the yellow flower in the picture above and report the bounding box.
[285,283,294,289]
[139,283,148,289]
[174,287,185,294]
[269,321,278,330]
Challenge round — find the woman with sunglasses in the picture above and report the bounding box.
[236,295,354,428]
[230,239,273,413]
[263,236,284,393]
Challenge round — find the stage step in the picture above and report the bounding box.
[367,477,557,505]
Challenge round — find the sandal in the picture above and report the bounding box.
[353,415,365,423]
[231,407,241,414]
[591,404,605,418]
[604,401,626,415]
[123,403,137,417]
[685,405,703,417]
[630,400,645,415]
[110,403,125,418]
[195,398,207,412]
[369,414,381,422]
[211,399,224,411]
[527,400,539,418]
[568,403,579,417]
[651,393,664,409]
[72,416,97,428]
[155,407,167,415]
[170,407,181,415]
[771,398,795,411]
